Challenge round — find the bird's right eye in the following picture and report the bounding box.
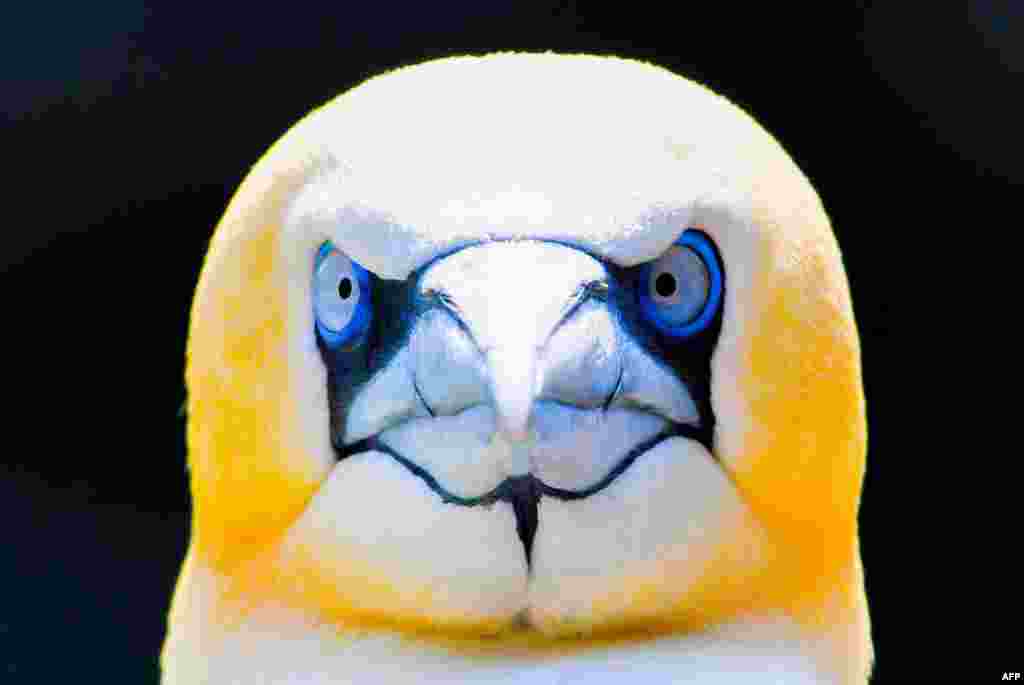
[314,242,373,349]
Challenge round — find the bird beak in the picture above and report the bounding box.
[416,242,605,453]
[343,240,699,501]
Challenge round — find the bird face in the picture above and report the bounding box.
[310,232,724,626]
[168,53,870,681]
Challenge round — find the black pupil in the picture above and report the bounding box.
[655,272,677,298]
[338,277,353,299]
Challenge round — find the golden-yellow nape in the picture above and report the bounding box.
[163,53,871,684]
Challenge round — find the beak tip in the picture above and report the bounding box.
[493,397,534,442]
[498,420,532,444]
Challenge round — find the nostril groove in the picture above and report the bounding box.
[413,378,435,417]
[602,365,624,412]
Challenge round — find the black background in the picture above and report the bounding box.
[2,2,1018,682]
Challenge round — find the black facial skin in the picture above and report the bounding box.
[317,238,725,567]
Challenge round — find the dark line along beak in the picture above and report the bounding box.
[337,426,691,567]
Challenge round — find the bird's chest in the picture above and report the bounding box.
[165,611,831,685]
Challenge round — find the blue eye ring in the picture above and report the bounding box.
[637,229,723,339]
[314,241,373,349]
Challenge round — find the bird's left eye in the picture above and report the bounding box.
[637,229,723,339]
[314,242,373,348]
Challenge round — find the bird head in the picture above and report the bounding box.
[165,53,870,682]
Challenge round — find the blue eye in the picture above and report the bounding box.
[314,242,373,348]
[637,229,723,339]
